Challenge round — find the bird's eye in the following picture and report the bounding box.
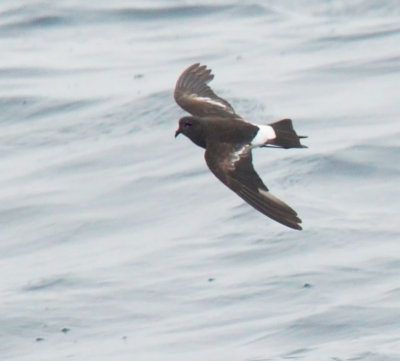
[184,121,192,128]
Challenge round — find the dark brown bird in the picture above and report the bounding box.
[174,63,307,230]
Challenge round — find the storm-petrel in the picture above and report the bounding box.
[174,63,306,230]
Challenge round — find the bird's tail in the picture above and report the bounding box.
[266,119,307,149]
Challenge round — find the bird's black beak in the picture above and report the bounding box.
[175,128,181,138]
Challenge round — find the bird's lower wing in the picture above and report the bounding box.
[235,185,302,230]
[205,143,302,230]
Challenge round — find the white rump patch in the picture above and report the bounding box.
[251,125,276,147]
[189,94,227,109]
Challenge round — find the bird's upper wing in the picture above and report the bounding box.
[174,63,241,119]
[205,142,302,230]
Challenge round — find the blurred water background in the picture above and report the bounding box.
[1,1,400,360]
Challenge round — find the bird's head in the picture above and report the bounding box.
[174,116,206,148]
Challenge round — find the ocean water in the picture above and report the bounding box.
[1,1,400,360]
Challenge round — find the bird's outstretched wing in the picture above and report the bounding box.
[205,142,302,230]
[174,63,241,118]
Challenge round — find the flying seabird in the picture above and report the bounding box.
[174,63,307,230]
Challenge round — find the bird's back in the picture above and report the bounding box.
[202,117,258,146]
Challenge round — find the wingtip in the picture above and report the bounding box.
[291,223,303,231]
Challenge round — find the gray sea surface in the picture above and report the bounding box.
[1,1,400,360]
